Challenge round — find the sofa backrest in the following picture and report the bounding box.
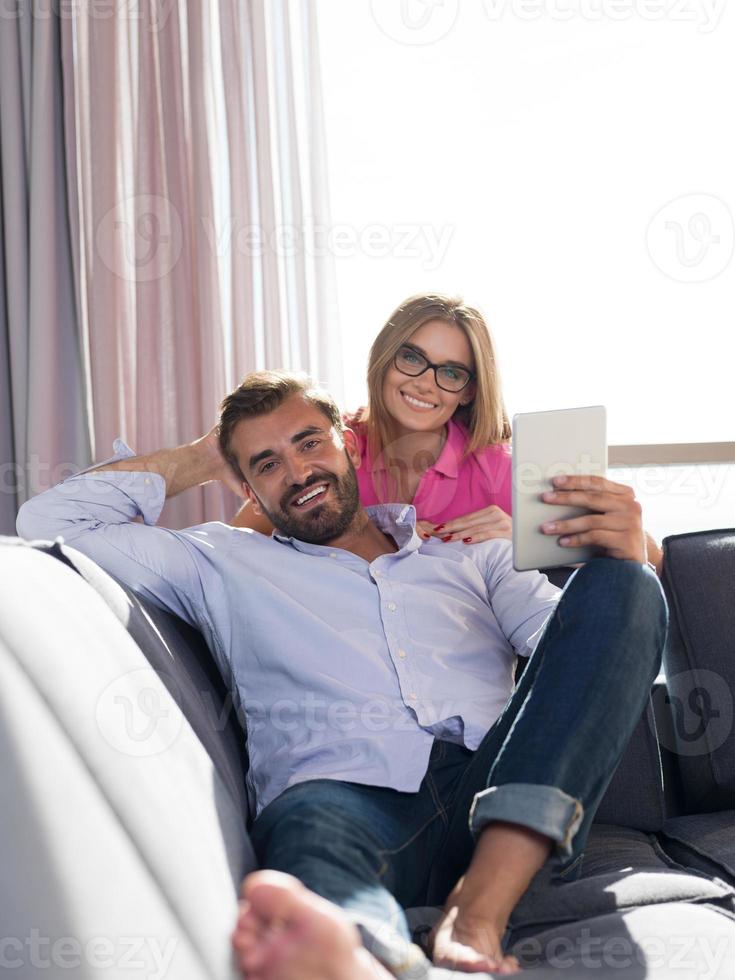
[43,538,251,827]
[0,537,254,979]
[661,527,735,814]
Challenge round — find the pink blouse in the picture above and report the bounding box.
[344,413,512,525]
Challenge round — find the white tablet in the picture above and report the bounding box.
[512,406,607,572]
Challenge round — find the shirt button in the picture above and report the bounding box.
[144,478,151,485]
[409,692,418,701]
[387,602,397,612]
[374,570,382,577]
[329,552,338,559]
[398,649,407,659]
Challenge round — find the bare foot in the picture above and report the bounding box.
[430,877,520,975]
[431,820,553,974]
[231,870,393,980]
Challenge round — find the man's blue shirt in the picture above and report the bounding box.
[17,443,560,816]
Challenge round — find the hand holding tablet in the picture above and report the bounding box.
[512,406,647,572]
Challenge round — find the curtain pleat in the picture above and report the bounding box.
[63,0,341,528]
[0,5,91,535]
[0,161,17,536]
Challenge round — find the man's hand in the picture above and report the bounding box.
[645,531,664,576]
[203,425,246,498]
[417,506,513,545]
[540,474,646,564]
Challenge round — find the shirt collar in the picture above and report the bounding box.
[367,503,421,551]
[273,503,422,556]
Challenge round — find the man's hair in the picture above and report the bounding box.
[218,371,343,482]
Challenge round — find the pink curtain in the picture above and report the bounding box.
[62,0,341,528]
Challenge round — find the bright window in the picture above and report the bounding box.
[316,1,735,451]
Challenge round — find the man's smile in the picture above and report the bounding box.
[289,482,330,511]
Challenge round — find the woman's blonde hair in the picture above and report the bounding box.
[363,293,511,467]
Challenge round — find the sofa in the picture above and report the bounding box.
[1,527,735,978]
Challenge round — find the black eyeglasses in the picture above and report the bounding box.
[393,345,474,393]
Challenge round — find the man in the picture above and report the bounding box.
[17,371,667,978]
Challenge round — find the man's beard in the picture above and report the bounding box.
[255,453,361,545]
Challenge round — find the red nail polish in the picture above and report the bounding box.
[463,537,472,543]
[442,535,452,542]
[434,523,446,531]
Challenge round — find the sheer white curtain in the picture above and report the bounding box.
[62,0,341,528]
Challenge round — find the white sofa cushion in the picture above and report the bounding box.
[0,540,250,978]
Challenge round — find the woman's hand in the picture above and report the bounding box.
[418,506,513,545]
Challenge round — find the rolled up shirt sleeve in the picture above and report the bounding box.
[16,442,224,631]
[480,540,561,657]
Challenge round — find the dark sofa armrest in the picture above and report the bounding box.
[660,527,735,813]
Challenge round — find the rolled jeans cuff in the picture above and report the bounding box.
[469,783,584,860]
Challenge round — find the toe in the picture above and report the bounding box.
[241,872,312,929]
[242,869,304,901]
[236,940,271,975]
[232,902,262,951]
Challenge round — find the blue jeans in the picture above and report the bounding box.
[250,559,668,977]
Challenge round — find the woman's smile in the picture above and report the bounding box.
[399,389,439,412]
